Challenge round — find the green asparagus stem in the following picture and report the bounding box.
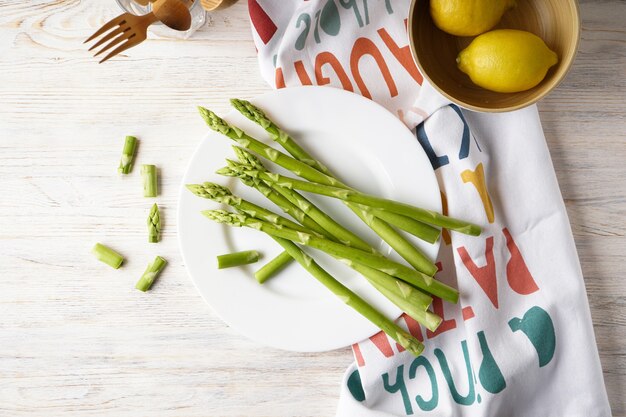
[118,135,138,174]
[199,107,440,274]
[141,164,158,197]
[221,159,437,276]
[147,203,161,243]
[270,235,424,356]
[202,210,458,303]
[230,99,444,245]
[136,256,167,292]
[255,251,294,283]
[217,250,260,269]
[367,207,441,244]
[351,262,442,332]
[92,243,124,269]
[234,165,480,236]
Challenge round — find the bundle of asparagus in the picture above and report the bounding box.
[187,99,481,355]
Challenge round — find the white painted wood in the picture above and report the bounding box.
[0,0,623,415]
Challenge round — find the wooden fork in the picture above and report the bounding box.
[84,11,158,63]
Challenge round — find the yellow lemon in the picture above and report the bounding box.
[457,29,559,93]
[430,0,516,37]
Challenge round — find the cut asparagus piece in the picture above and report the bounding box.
[235,165,481,236]
[198,108,439,274]
[202,210,458,303]
[231,99,444,244]
[136,256,167,292]
[255,251,293,283]
[270,235,424,356]
[217,250,260,269]
[147,203,161,243]
[118,135,138,174]
[92,243,124,269]
[141,164,158,197]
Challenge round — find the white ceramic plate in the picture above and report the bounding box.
[178,86,441,352]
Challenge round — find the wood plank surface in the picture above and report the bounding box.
[0,0,623,415]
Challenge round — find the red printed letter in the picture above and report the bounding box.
[315,52,354,91]
[350,37,398,99]
[503,228,539,295]
[457,237,499,308]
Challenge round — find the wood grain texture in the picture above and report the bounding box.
[0,0,624,416]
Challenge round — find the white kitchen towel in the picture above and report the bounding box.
[247,1,611,415]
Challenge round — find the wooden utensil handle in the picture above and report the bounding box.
[180,0,195,8]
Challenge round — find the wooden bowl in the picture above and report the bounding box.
[408,0,580,112]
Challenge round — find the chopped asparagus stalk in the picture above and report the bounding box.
[217,250,260,269]
[141,164,157,197]
[147,203,161,243]
[255,251,293,284]
[118,135,137,174]
[135,256,167,292]
[271,235,424,356]
[202,210,458,304]
[92,243,124,269]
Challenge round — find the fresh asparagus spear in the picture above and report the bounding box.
[221,159,437,276]
[92,243,124,269]
[217,250,260,269]
[141,164,158,197]
[186,183,312,233]
[202,210,458,303]
[199,107,440,275]
[118,135,138,174]
[270,235,424,356]
[148,203,161,243]
[365,207,441,244]
[231,165,481,236]
[230,99,443,244]
[231,99,330,174]
[255,251,293,283]
[135,256,167,292]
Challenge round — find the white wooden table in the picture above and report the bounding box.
[0,1,624,415]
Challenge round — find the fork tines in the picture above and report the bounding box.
[84,13,139,64]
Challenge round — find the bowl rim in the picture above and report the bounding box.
[407,0,581,113]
